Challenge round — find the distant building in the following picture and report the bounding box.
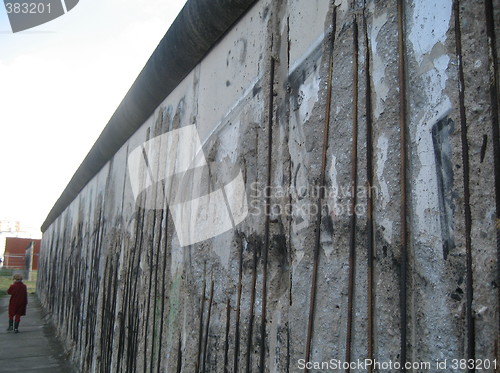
[3,237,40,270]
[0,219,42,264]
[0,220,21,233]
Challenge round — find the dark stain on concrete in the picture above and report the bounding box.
[431,117,456,260]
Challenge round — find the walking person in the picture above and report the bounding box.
[6,274,28,333]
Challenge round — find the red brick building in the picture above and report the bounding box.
[3,237,40,270]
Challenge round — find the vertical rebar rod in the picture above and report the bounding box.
[196,263,207,373]
[303,5,337,372]
[246,241,258,373]
[453,1,475,369]
[345,14,360,373]
[396,0,409,370]
[224,299,231,373]
[150,208,164,373]
[259,56,276,373]
[157,209,170,373]
[233,238,243,372]
[176,334,183,373]
[483,0,500,353]
[202,279,214,373]
[363,9,375,372]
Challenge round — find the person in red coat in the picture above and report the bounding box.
[7,273,28,333]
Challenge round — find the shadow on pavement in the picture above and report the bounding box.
[0,294,77,373]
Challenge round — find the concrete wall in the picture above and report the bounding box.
[38,0,499,372]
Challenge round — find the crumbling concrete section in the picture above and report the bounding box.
[38,0,499,372]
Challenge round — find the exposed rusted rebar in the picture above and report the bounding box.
[397,0,409,370]
[157,208,170,373]
[483,0,500,352]
[176,334,183,373]
[363,9,375,372]
[224,299,231,373]
[233,238,244,372]
[202,279,214,373]
[259,56,276,373]
[303,5,337,372]
[345,14,359,373]
[453,0,476,369]
[246,241,258,373]
[196,263,207,373]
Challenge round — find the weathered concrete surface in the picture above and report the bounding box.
[38,0,499,372]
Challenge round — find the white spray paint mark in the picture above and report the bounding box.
[218,119,241,163]
[408,0,452,240]
[369,11,389,120]
[198,75,261,145]
[424,55,451,107]
[294,249,305,269]
[298,72,321,123]
[413,99,452,238]
[212,233,231,270]
[329,154,339,217]
[408,0,452,65]
[380,217,393,245]
[407,0,459,359]
[376,135,390,210]
[289,33,325,74]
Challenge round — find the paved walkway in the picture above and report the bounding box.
[0,294,76,373]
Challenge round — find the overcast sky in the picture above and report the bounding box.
[0,0,186,233]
